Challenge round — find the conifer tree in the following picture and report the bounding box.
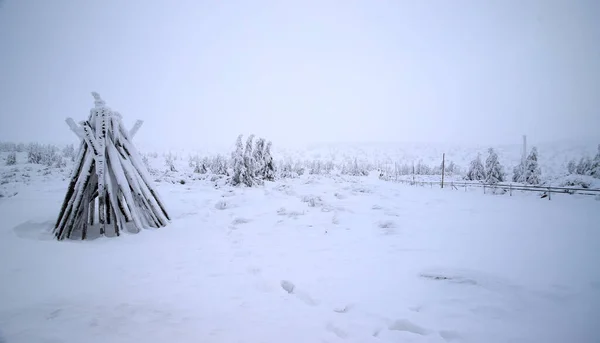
[253,138,266,179]
[263,141,275,181]
[231,134,245,185]
[485,148,505,184]
[522,146,541,185]
[243,134,256,186]
[590,144,600,179]
[466,153,486,181]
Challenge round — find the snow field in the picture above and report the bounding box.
[1,173,600,342]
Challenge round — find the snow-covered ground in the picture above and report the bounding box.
[1,166,599,342]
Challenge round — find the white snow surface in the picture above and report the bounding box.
[1,169,600,342]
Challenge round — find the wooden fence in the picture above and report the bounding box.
[388,178,600,200]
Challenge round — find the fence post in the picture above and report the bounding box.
[441,153,445,189]
[548,188,551,200]
[483,184,486,194]
[509,183,512,196]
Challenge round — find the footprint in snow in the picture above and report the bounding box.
[280,280,319,306]
[231,217,251,225]
[388,319,431,336]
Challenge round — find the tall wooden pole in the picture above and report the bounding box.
[441,153,445,189]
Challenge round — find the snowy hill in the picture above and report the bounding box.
[1,165,599,342]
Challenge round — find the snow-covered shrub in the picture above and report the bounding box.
[559,175,593,189]
[302,195,323,207]
[485,148,505,184]
[415,160,432,175]
[466,154,485,181]
[395,163,413,176]
[62,144,76,161]
[54,156,67,168]
[308,160,333,175]
[164,152,177,172]
[188,155,197,168]
[209,154,228,175]
[0,142,16,152]
[194,159,207,174]
[293,160,306,176]
[341,158,369,176]
[565,145,600,179]
[141,154,158,175]
[278,158,299,179]
[445,160,461,176]
[26,143,44,164]
[26,143,60,167]
[592,145,600,178]
[5,152,16,166]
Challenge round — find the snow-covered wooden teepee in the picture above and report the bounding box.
[53,92,170,240]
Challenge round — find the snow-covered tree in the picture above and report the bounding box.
[567,159,577,174]
[522,146,542,185]
[576,156,592,176]
[6,152,16,166]
[263,141,275,181]
[485,148,505,184]
[466,153,486,181]
[231,134,246,185]
[194,159,207,174]
[512,163,524,182]
[253,138,266,178]
[209,154,228,175]
[445,160,460,176]
[592,144,600,178]
[243,134,257,186]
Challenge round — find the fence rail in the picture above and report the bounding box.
[387,178,600,199]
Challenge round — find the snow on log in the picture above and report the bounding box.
[129,120,143,139]
[65,118,85,140]
[53,92,170,240]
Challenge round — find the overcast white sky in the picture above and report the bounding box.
[0,0,598,149]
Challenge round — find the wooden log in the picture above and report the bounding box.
[55,144,88,232]
[111,138,167,226]
[55,153,95,239]
[119,136,170,222]
[105,154,125,236]
[115,152,162,227]
[81,122,100,157]
[65,161,97,239]
[105,142,144,232]
[87,172,98,226]
[96,107,109,235]
[129,120,143,138]
[65,118,85,140]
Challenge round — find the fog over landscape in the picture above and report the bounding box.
[1,0,599,150]
[1,1,600,343]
